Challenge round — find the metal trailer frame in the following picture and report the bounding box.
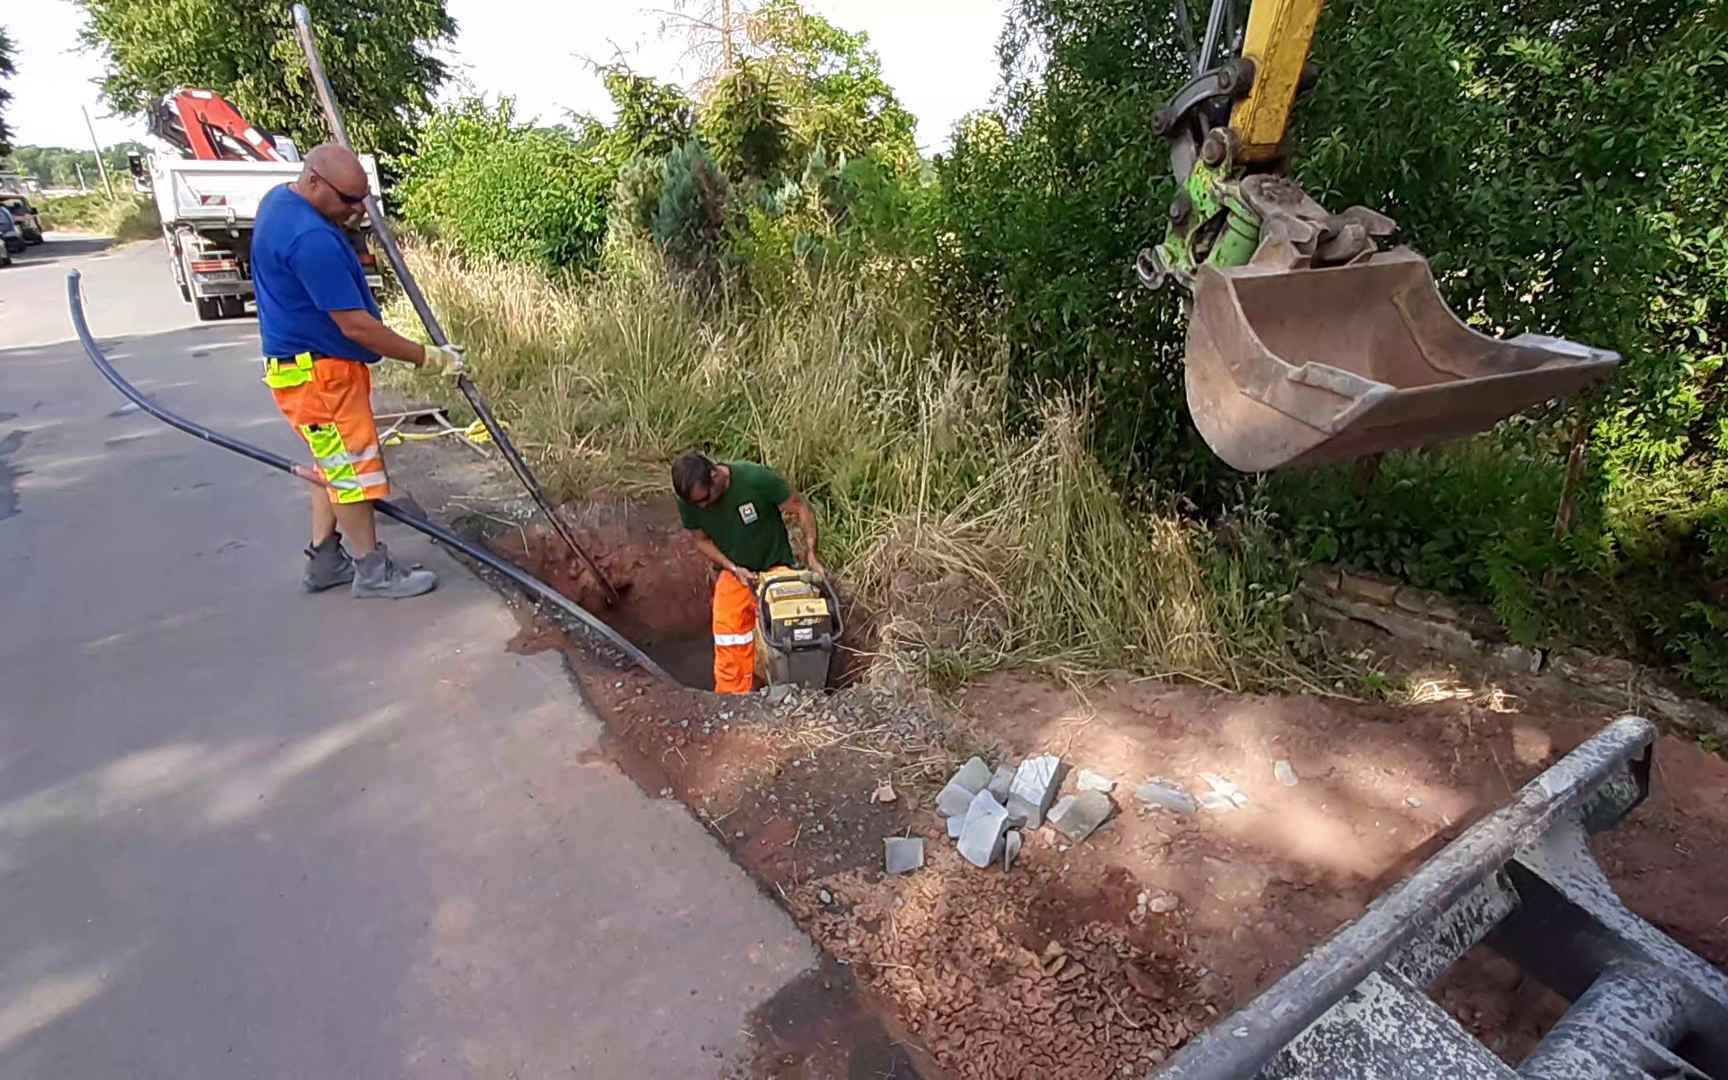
[1153,715,1728,1080]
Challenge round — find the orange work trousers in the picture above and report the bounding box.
[268,356,390,504]
[712,570,758,694]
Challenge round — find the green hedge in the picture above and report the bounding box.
[392,99,613,272]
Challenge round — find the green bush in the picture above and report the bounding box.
[392,99,613,271]
[651,139,730,287]
[929,6,1204,487]
[612,153,666,237]
[698,60,792,182]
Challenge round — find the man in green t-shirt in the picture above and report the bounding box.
[672,452,825,693]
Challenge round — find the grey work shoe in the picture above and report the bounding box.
[302,532,355,592]
[350,543,438,599]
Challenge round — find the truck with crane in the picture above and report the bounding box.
[139,89,384,320]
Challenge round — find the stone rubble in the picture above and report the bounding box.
[953,756,993,792]
[885,837,925,874]
[1076,769,1116,793]
[1201,773,1249,808]
[957,789,1011,868]
[1135,780,1199,815]
[1007,754,1063,829]
[932,751,1145,873]
[1048,790,1114,842]
[935,755,994,817]
[937,780,976,818]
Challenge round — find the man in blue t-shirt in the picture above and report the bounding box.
[254,144,468,599]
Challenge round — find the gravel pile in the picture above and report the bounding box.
[792,843,1221,1078]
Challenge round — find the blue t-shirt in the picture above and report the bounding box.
[252,184,381,364]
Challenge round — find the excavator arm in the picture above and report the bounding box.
[1228,0,1322,162]
[1139,0,1619,472]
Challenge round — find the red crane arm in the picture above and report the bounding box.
[166,90,284,162]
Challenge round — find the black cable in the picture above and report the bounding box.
[67,270,672,683]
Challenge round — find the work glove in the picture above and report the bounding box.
[422,343,468,378]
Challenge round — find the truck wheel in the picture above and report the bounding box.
[195,296,224,321]
[218,296,248,319]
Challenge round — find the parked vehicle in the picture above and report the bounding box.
[143,88,383,321]
[0,196,44,244]
[0,206,23,257]
[149,155,385,320]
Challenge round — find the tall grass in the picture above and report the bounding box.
[389,240,1301,688]
[35,193,160,241]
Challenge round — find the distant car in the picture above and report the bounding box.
[1,198,43,244]
[0,207,22,258]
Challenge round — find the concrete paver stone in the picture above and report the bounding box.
[1006,754,1062,829]
[1047,790,1113,842]
[957,790,1010,869]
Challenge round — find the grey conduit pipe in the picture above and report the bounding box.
[67,270,672,682]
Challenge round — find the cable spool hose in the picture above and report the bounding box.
[66,270,672,683]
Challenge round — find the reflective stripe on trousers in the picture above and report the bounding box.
[712,570,759,694]
[298,423,386,504]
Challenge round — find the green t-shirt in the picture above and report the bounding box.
[677,461,799,572]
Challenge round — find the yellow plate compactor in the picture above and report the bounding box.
[755,569,843,690]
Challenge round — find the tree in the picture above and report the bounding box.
[6,142,150,187]
[0,27,16,158]
[931,0,1198,480]
[697,59,790,180]
[595,68,695,163]
[744,0,918,168]
[74,0,455,158]
[662,0,919,169]
[658,0,751,88]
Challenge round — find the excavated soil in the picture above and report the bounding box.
[491,498,871,691]
[480,498,1728,1079]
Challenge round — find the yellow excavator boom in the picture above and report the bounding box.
[1229,0,1325,163]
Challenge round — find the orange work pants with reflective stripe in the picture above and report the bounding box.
[269,357,389,504]
[712,570,758,694]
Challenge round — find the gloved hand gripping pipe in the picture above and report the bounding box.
[289,2,620,606]
[67,271,671,682]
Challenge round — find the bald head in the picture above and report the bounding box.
[296,143,370,223]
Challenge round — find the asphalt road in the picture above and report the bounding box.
[0,237,812,1077]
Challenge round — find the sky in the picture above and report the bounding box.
[4,1,1010,155]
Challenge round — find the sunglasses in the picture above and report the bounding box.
[312,167,368,206]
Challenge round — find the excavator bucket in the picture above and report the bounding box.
[1179,179,1620,472]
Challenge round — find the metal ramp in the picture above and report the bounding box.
[1153,716,1728,1079]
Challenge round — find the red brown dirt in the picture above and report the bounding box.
[492,500,1728,1078]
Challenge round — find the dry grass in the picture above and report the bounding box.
[386,239,1301,690]
[36,194,160,241]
